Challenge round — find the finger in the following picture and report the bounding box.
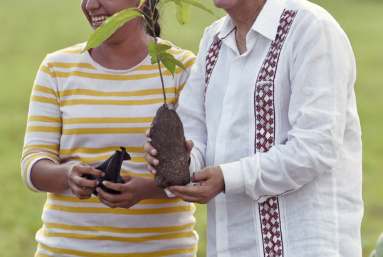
[170,185,216,204]
[72,186,94,199]
[145,152,159,166]
[71,175,100,189]
[145,129,151,138]
[97,193,126,208]
[96,186,124,202]
[146,162,157,175]
[185,140,194,152]
[121,175,133,183]
[79,177,100,188]
[101,181,126,193]
[143,141,157,157]
[169,185,202,197]
[171,193,199,203]
[74,164,105,177]
[168,187,202,203]
[191,170,209,183]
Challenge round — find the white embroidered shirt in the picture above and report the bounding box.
[177,0,363,256]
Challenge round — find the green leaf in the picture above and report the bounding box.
[162,0,219,19]
[82,8,143,53]
[147,42,158,64]
[179,0,219,18]
[175,2,190,25]
[148,42,172,64]
[154,43,172,54]
[158,52,186,78]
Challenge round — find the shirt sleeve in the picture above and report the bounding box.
[220,14,357,202]
[21,56,62,192]
[177,27,214,174]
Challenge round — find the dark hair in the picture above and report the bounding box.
[143,0,161,38]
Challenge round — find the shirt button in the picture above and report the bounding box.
[235,62,240,67]
[220,217,224,221]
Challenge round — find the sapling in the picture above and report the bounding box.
[82,0,217,188]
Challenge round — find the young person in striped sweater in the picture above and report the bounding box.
[21,0,198,256]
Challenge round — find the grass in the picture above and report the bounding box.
[0,0,382,256]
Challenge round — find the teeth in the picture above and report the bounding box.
[92,15,110,23]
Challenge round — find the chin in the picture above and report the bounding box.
[213,0,240,9]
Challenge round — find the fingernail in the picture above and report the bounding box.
[96,181,99,185]
[101,172,105,177]
[145,130,149,136]
[151,149,156,155]
[102,181,107,186]
[96,187,100,192]
[154,160,159,165]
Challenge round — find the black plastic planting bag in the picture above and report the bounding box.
[84,147,131,196]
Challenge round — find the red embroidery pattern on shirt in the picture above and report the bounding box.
[205,27,236,91]
[205,40,223,88]
[255,10,298,257]
[255,81,275,153]
[259,198,283,257]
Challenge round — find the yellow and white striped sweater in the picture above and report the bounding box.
[21,40,198,257]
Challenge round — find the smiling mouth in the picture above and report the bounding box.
[92,15,111,27]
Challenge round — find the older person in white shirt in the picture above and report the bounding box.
[144,0,363,256]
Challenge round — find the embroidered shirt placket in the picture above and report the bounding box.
[255,10,298,257]
[204,10,297,256]
[205,32,233,257]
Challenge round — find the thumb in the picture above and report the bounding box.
[121,175,133,183]
[191,170,208,182]
[185,140,194,153]
[186,140,194,164]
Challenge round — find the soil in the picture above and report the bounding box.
[150,104,190,188]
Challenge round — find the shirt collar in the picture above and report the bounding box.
[215,0,286,42]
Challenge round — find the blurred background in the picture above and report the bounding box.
[0,0,382,256]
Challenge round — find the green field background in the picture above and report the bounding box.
[0,0,382,256]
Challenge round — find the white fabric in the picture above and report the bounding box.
[177,0,363,256]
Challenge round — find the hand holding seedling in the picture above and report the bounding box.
[144,130,224,204]
[68,163,105,200]
[167,166,225,204]
[143,129,194,175]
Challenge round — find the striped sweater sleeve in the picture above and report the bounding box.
[21,56,62,192]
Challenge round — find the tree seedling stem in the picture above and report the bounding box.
[147,0,168,108]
